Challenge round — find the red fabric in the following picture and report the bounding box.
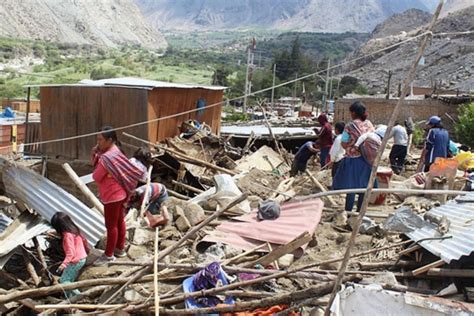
[222,304,298,316]
[317,122,333,148]
[98,145,142,195]
[61,232,88,267]
[104,199,127,257]
[93,161,127,204]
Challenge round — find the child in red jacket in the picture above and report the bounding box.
[51,212,89,298]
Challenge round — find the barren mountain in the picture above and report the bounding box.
[346,6,474,92]
[0,0,167,49]
[136,0,432,33]
[371,9,433,39]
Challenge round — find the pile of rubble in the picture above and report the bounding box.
[0,123,473,315]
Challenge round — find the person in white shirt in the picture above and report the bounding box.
[329,122,346,178]
[389,122,408,175]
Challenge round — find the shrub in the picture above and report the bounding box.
[455,102,474,148]
[412,125,426,147]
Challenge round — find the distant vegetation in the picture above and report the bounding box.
[0,31,369,102]
[455,102,474,148]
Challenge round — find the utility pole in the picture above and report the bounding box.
[293,72,298,99]
[322,59,330,112]
[386,70,392,99]
[243,38,256,113]
[271,63,276,111]
[329,77,334,101]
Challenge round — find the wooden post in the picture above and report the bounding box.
[22,248,40,286]
[325,3,444,314]
[385,70,392,99]
[24,87,31,153]
[154,227,160,316]
[140,166,154,217]
[305,170,337,207]
[62,163,104,215]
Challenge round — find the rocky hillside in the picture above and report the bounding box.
[371,9,433,39]
[0,0,167,49]
[346,6,474,93]
[136,0,432,33]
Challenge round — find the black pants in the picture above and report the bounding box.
[389,145,407,175]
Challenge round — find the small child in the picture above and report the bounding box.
[129,147,152,183]
[129,182,170,228]
[51,212,90,298]
[329,122,346,178]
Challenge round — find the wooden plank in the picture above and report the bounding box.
[399,244,421,256]
[246,232,312,267]
[411,259,445,276]
[428,268,474,278]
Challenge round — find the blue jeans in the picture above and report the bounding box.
[60,258,86,298]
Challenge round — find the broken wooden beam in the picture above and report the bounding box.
[62,163,104,215]
[167,188,190,200]
[246,232,312,268]
[305,170,337,207]
[357,260,420,270]
[428,268,474,278]
[411,259,445,276]
[171,180,204,194]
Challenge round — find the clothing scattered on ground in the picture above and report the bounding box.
[257,200,281,221]
[192,262,225,307]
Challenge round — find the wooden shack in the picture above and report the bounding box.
[38,78,225,160]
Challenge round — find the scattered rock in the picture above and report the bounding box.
[278,254,294,268]
[124,289,143,302]
[127,244,151,260]
[132,227,155,246]
[276,277,294,290]
[175,207,192,232]
[182,202,206,226]
[320,254,341,271]
[160,240,177,250]
[177,248,191,259]
[365,271,398,286]
[333,211,348,227]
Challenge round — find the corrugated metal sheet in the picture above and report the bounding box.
[0,214,12,233]
[201,198,323,258]
[406,192,474,263]
[220,126,316,138]
[26,77,226,91]
[0,211,50,257]
[2,163,105,246]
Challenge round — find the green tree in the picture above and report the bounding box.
[455,102,474,148]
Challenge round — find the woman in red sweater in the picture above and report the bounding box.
[51,212,89,298]
[92,126,143,265]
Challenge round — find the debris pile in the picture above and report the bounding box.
[0,120,473,315]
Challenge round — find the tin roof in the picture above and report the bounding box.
[0,211,50,257]
[200,198,323,258]
[1,162,105,246]
[406,192,474,263]
[25,77,226,91]
[220,125,316,138]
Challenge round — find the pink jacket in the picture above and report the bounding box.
[93,160,127,204]
[62,232,88,267]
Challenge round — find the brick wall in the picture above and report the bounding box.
[334,98,459,134]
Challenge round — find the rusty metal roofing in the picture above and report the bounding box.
[1,162,105,246]
[201,198,323,258]
[406,192,474,263]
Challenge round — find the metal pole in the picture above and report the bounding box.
[243,47,251,113]
[323,59,330,112]
[271,64,276,112]
[25,87,31,153]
